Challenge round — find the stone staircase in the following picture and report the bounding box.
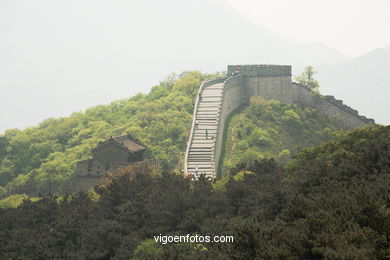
[185,82,225,179]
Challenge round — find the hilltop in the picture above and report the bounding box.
[0,70,368,199]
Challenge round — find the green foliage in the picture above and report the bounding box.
[86,188,101,202]
[132,239,164,259]
[278,149,291,164]
[248,128,271,147]
[233,170,254,181]
[0,194,29,208]
[132,239,209,260]
[294,65,320,92]
[0,126,389,258]
[212,175,230,192]
[0,71,222,197]
[223,97,342,173]
[0,194,39,208]
[282,109,302,128]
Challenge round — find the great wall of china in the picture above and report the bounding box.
[184,64,375,179]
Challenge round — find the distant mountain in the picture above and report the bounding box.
[316,48,390,124]
[299,42,349,65]
[0,0,349,133]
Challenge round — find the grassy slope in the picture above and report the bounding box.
[222,97,344,174]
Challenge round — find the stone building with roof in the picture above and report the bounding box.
[75,133,147,177]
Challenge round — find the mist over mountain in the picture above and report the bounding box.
[316,47,390,124]
[0,0,386,133]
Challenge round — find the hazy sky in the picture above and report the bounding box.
[0,0,388,133]
[228,0,390,56]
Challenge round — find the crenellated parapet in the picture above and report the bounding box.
[323,95,375,124]
[288,82,375,125]
[228,64,291,77]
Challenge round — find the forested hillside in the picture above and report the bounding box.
[0,71,223,197]
[0,126,388,259]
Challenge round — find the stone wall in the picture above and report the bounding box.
[94,143,131,165]
[226,65,374,129]
[228,64,291,77]
[244,77,372,129]
[76,160,90,176]
[76,143,145,178]
[76,159,103,177]
[289,83,374,129]
[244,76,293,104]
[213,64,375,176]
[72,158,159,192]
[214,76,244,172]
[71,176,102,192]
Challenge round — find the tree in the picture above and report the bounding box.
[294,66,319,92]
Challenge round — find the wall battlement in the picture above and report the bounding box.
[228,64,291,77]
[291,82,375,125]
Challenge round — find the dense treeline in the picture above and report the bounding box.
[0,71,223,197]
[0,126,388,259]
[223,96,342,171]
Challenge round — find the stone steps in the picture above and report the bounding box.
[185,81,224,180]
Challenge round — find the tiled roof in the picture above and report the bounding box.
[113,134,146,153]
[93,134,146,154]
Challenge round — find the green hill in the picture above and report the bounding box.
[0,71,223,197]
[221,96,344,173]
